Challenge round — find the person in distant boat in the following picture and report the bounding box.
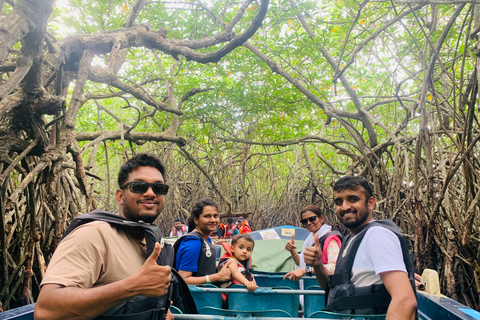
[284,204,342,281]
[169,219,188,237]
[34,154,176,320]
[174,198,232,285]
[217,218,239,239]
[304,176,417,318]
[236,217,252,234]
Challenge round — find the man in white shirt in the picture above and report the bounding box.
[304,176,417,319]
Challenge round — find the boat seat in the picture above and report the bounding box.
[228,285,298,317]
[199,306,292,317]
[187,284,222,311]
[303,276,322,290]
[308,310,386,319]
[253,273,300,290]
[303,285,326,318]
[169,305,183,314]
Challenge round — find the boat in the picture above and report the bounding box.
[2,226,480,319]
[2,274,479,319]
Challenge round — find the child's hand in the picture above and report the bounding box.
[245,281,258,291]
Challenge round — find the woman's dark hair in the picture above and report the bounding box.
[187,198,219,231]
[231,234,255,248]
[300,204,323,218]
[117,153,166,187]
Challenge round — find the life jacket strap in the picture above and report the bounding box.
[324,284,390,312]
[327,272,350,288]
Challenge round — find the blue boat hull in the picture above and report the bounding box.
[5,285,480,319]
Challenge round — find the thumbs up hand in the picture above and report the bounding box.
[304,233,323,267]
[285,233,297,253]
[131,242,172,297]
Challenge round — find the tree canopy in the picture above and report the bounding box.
[1,0,480,311]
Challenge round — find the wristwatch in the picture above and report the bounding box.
[305,266,313,276]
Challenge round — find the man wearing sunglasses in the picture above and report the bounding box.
[304,176,417,319]
[35,154,178,320]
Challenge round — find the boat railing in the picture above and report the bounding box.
[185,284,384,319]
[189,286,326,295]
[2,273,480,320]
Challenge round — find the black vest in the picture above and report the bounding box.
[173,231,216,276]
[325,219,416,315]
[62,210,197,319]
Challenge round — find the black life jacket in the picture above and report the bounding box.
[62,210,197,319]
[173,231,216,276]
[324,219,416,315]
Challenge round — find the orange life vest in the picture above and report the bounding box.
[238,220,251,234]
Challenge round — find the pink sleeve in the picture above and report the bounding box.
[324,238,340,274]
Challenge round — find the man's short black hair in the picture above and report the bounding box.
[333,176,373,198]
[227,218,234,224]
[174,219,182,223]
[117,153,166,188]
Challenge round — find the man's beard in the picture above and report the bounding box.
[343,213,368,230]
[341,201,369,230]
[123,198,163,223]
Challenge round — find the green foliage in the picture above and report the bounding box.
[5,0,480,311]
[50,0,478,217]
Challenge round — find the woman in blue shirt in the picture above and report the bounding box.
[174,198,232,285]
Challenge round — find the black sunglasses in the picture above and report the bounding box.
[300,216,318,225]
[121,181,169,196]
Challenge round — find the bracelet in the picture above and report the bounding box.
[205,274,211,284]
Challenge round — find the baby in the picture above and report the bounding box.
[216,234,258,291]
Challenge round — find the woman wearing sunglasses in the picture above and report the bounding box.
[173,198,232,285]
[284,204,342,281]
